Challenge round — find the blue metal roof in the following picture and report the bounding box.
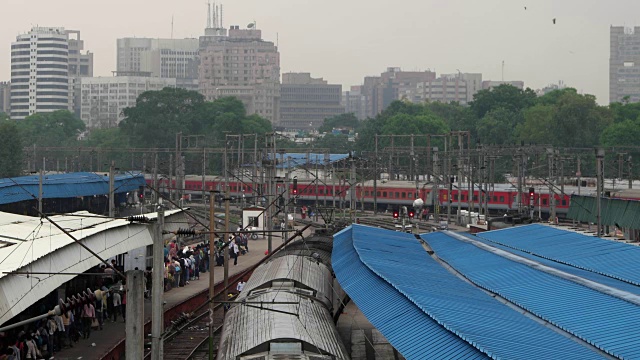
[267,153,350,169]
[476,224,640,287]
[0,172,145,205]
[423,231,640,359]
[332,227,487,360]
[345,225,605,360]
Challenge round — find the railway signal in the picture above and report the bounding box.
[408,210,415,219]
[529,187,535,209]
[393,210,399,219]
[292,178,298,195]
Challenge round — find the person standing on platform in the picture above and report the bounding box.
[81,302,95,339]
[236,280,246,293]
[112,290,122,322]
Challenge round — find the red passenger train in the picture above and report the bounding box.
[146,175,610,215]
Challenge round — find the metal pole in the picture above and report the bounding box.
[253,134,258,205]
[224,188,230,300]
[374,135,378,214]
[125,270,144,359]
[629,156,633,189]
[169,154,173,202]
[38,169,43,214]
[153,152,158,204]
[596,148,605,236]
[446,135,451,224]
[350,153,356,221]
[109,160,115,218]
[202,148,207,206]
[151,205,165,359]
[208,190,216,360]
[315,155,319,221]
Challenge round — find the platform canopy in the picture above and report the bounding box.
[0,209,185,326]
[0,172,145,205]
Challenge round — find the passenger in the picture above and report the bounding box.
[236,280,246,293]
[81,302,95,339]
[112,290,122,322]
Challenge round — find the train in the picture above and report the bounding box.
[217,233,349,360]
[146,174,640,217]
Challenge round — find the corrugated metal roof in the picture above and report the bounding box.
[0,172,145,205]
[333,226,487,360]
[347,225,605,360]
[424,230,640,359]
[476,224,640,286]
[266,153,350,169]
[217,291,349,360]
[237,255,334,309]
[0,209,184,326]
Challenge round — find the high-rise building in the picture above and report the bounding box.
[361,68,436,118]
[280,73,343,130]
[199,21,281,124]
[610,26,640,103]
[10,27,92,120]
[342,85,366,120]
[0,82,10,115]
[80,76,176,128]
[116,38,200,91]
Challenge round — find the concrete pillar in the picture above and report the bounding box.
[126,270,144,359]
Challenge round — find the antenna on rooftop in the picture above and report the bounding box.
[501,60,505,81]
[171,15,174,39]
[207,1,211,28]
[220,4,223,28]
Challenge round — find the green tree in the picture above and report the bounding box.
[0,121,23,177]
[600,119,640,147]
[18,110,86,147]
[470,84,537,118]
[318,113,360,133]
[536,88,578,106]
[517,105,555,145]
[119,87,206,148]
[424,101,478,139]
[476,107,522,145]
[609,101,640,123]
[312,133,352,153]
[551,92,612,147]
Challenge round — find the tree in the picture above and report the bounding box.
[0,121,23,177]
[600,119,640,147]
[18,110,86,147]
[476,107,522,145]
[312,133,352,153]
[318,113,360,133]
[425,101,478,140]
[550,92,612,147]
[609,101,640,123]
[517,105,555,145]
[119,87,206,148]
[536,88,578,106]
[470,84,537,118]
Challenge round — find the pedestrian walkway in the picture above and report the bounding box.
[52,236,273,360]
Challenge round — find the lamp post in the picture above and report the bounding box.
[595,148,605,237]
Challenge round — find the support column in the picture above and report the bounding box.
[151,205,165,359]
[125,270,144,359]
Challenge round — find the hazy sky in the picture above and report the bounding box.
[3,0,640,104]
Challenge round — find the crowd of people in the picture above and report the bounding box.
[0,231,254,359]
[0,260,129,359]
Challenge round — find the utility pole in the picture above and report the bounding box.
[169,154,173,202]
[549,151,556,223]
[457,133,463,225]
[629,155,633,189]
[315,155,319,221]
[208,190,216,360]
[350,153,356,222]
[125,269,144,359]
[446,135,452,224]
[253,134,258,205]
[596,148,605,237]
[223,188,230,300]
[153,152,158,204]
[373,135,378,214]
[202,148,207,206]
[577,157,581,196]
[109,160,115,218]
[38,169,44,214]
[151,203,165,359]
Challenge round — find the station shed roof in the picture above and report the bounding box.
[334,224,610,359]
[266,153,350,169]
[0,172,145,205]
[0,209,185,326]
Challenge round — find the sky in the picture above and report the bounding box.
[2,0,640,104]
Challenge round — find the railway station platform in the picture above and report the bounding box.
[51,230,304,360]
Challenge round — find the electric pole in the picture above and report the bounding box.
[208,190,216,360]
[151,203,165,359]
[109,160,115,218]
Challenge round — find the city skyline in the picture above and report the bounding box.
[2,0,640,104]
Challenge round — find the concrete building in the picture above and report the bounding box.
[116,37,199,91]
[482,80,524,90]
[342,85,366,120]
[0,82,9,115]
[10,27,93,120]
[610,26,640,103]
[537,81,567,96]
[361,68,436,118]
[279,73,344,130]
[406,73,482,105]
[80,76,176,128]
[199,24,280,124]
